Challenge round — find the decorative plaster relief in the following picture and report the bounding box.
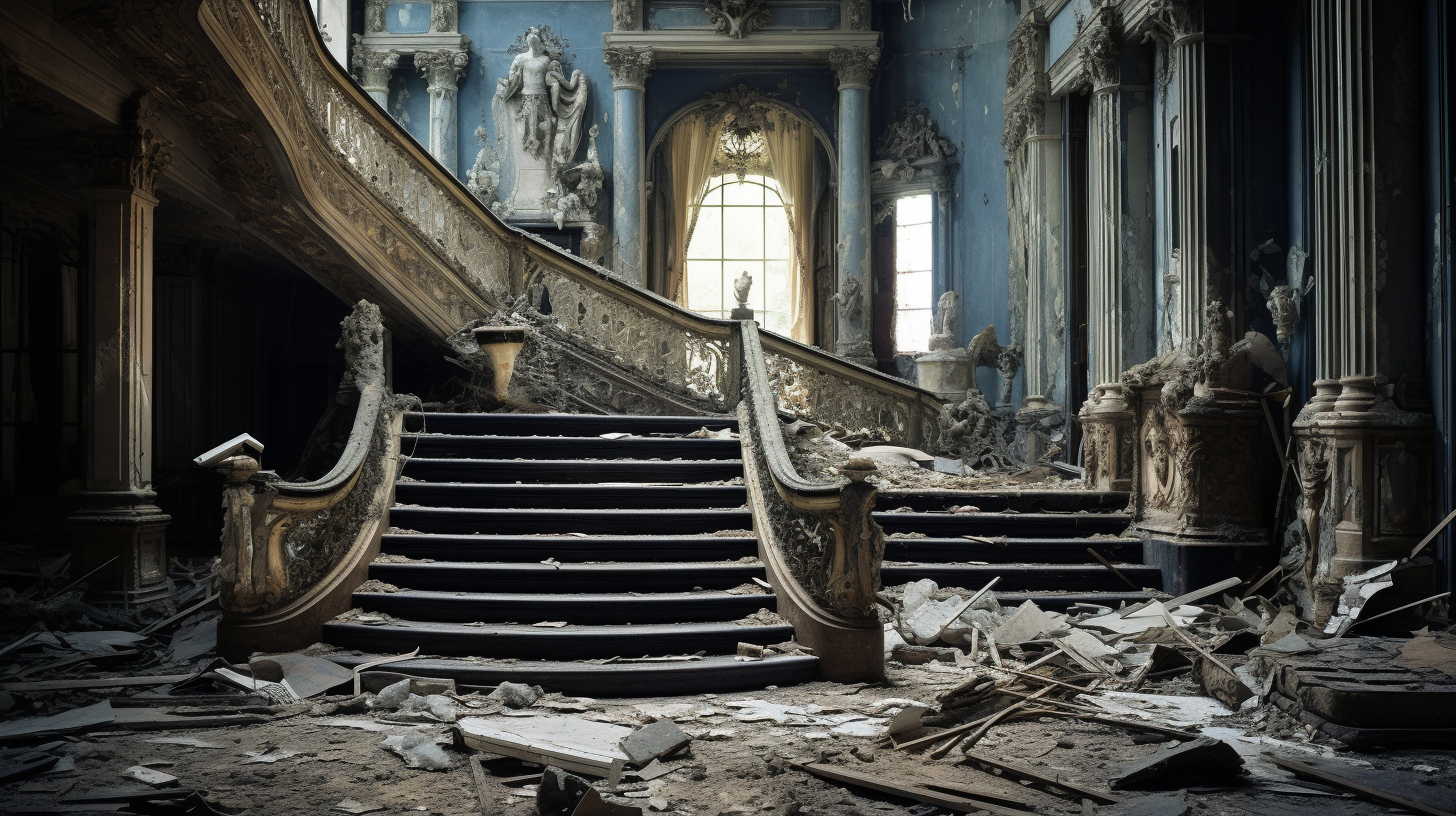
[612,0,640,31]
[603,45,656,89]
[874,101,957,189]
[828,46,879,89]
[704,0,771,39]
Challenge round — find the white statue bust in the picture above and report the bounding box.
[734,270,753,309]
[928,290,960,351]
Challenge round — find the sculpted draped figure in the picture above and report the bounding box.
[496,29,588,175]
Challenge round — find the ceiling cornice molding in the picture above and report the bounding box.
[602,30,879,68]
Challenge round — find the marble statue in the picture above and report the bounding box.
[730,270,754,320]
[491,27,590,221]
[928,290,959,351]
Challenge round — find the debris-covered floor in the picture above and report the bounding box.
[3,556,1455,816]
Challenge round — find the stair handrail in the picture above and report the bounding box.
[205,0,941,444]
[735,321,886,682]
[215,300,399,623]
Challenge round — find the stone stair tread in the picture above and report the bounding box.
[354,589,774,624]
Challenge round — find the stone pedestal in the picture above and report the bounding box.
[914,349,969,402]
[69,492,172,604]
[1130,383,1269,595]
[1295,403,1433,622]
[1078,383,1135,491]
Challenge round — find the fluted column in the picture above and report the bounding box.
[605,46,654,285]
[351,42,398,108]
[68,101,174,602]
[1083,11,1122,387]
[1170,20,1208,349]
[416,48,469,173]
[829,46,879,365]
[1022,132,1062,406]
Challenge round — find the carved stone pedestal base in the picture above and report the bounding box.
[915,349,970,402]
[1293,401,1432,623]
[68,491,172,604]
[1016,395,1063,464]
[1129,386,1269,594]
[1078,383,1135,491]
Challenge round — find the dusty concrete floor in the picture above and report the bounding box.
[4,658,1453,816]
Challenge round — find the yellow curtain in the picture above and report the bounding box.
[665,113,723,304]
[761,108,815,343]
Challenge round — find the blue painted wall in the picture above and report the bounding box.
[875,0,1021,399]
[645,69,838,150]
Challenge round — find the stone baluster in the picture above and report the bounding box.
[351,42,398,109]
[605,46,655,285]
[415,48,469,173]
[829,46,879,366]
[68,99,174,603]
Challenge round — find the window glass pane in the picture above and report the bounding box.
[687,208,722,260]
[722,209,765,259]
[686,260,723,313]
[763,204,791,259]
[763,261,790,313]
[897,309,932,353]
[896,223,933,272]
[701,184,724,207]
[897,194,932,225]
[896,270,932,311]
[723,179,765,206]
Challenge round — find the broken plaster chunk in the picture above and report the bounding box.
[487,681,544,708]
[905,595,965,644]
[619,719,691,766]
[890,644,960,665]
[991,600,1056,645]
[380,732,452,770]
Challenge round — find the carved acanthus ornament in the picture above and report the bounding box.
[350,40,399,94]
[364,0,386,33]
[704,0,771,39]
[612,0,640,31]
[1001,86,1047,153]
[430,0,457,33]
[1079,9,1120,91]
[415,48,469,92]
[78,101,174,194]
[828,47,879,90]
[1138,0,1201,43]
[603,46,655,89]
[842,0,870,31]
[874,101,957,188]
[1005,12,1043,92]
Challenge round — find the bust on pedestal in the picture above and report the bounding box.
[915,291,969,401]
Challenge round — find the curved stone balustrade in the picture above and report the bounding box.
[215,301,403,658]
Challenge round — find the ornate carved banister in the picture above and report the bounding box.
[215,301,403,659]
[735,322,885,682]
[198,0,941,444]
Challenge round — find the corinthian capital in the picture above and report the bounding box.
[1143,0,1201,41]
[604,46,655,90]
[78,99,173,194]
[1079,9,1120,91]
[416,49,470,92]
[351,39,400,93]
[829,46,879,90]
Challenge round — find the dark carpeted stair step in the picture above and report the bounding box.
[402,434,742,460]
[883,536,1143,565]
[379,533,758,563]
[401,458,743,484]
[878,489,1130,514]
[405,412,738,437]
[321,653,818,697]
[369,560,765,592]
[354,589,774,624]
[321,619,794,660]
[874,511,1131,538]
[881,562,1162,592]
[387,507,753,535]
[395,483,747,510]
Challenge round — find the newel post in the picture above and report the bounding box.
[215,454,281,614]
[824,457,884,621]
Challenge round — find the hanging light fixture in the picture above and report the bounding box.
[719,123,765,183]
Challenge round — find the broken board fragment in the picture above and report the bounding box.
[788,761,1031,816]
[961,749,1118,805]
[459,715,632,783]
[1270,755,1456,816]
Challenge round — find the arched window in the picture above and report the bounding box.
[684,174,793,335]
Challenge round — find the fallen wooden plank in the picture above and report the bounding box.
[930,686,1052,759]
[961,749,1119,805]
[1270,756,1456,816]
[1086,548,1141,590]
[1,675,192,693]
[467,756,491,815]
[1117,577,1242,619]
[788,761,1030,816]
[458,715,631,784]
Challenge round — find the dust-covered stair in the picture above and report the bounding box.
[875,488,1160,609]
[321,412,818,696]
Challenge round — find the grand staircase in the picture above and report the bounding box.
[320,413,1158,693]
[321,412,820,696]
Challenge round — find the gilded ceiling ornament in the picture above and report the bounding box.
[704,0,772,39]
